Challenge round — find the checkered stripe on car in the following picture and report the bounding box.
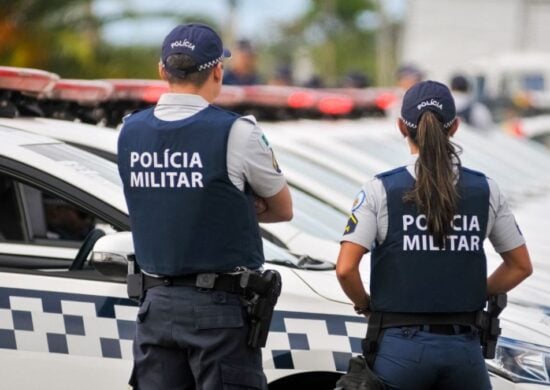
[0,287,137,359]
[264,311,366,372]
[0,287,367,372]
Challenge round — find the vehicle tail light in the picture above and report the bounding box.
[508,119,525,137]
[0,66,59,94]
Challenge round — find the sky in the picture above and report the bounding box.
[94,0,406,46]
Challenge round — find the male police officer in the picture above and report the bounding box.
[118,23,292,389]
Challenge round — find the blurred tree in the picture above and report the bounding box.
[0,0,214,79]
[0,0,100,75]
[273,0,398,86]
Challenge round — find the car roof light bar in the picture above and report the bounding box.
[0,66,59,94]
[104,79,169,103]
[317,95,354,115]
[373,90,399,111]
[215,85,246,106]
[243,85,314,108]
[46,79,114,103]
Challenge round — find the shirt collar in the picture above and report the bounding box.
[157,93,209,108]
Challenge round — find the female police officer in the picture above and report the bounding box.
[336,80,532,390]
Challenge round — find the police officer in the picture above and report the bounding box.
[336,80,532,390]
[117,23,292,389]
[450,74,494,130]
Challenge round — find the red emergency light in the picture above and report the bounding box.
[243,85,356,116]
[47,79,113,103]
[0,66,59,94]
[105,79,169,103]
[317,95,354,115]
[287,90,317,109]
[374,91,399,111]
[242,85,307,108]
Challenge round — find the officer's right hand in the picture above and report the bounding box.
[254,196,267,215]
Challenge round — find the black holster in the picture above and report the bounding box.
[240,269,282,348]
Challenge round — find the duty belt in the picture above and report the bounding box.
[142,272,247,295]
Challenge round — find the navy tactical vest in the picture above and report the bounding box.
[117,105,264,275]
[370,166,489,313]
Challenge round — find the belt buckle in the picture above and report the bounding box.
[196,273,218,289]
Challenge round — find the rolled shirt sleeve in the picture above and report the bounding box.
[341,178,385,251]
[227,116,286,198]
[486,178,526,253]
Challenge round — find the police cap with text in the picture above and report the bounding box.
[161,23,231,78]
[401,80,456,129]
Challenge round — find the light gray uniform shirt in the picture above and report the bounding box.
[342,156,525,254]
[154,93,286,198]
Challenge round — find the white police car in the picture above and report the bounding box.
[1,112,549,390]
[1,69,550,388]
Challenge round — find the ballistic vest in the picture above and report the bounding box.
[370,166,489,313]
[118,105,264,275]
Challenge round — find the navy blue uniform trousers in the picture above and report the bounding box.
[131,285,268,389]
[372,327,492,390]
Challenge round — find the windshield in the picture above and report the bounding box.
[276,148,362,200]
[290,187,346,241]
[263,239,300,264]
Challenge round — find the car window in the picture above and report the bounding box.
[0,171,120,274]
[22,143,122,188]
[290,187,346,241]
[0,173,107,245]
[0,175,25,241]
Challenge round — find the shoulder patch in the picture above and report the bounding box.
[351,190,366,212]
[257,132,273,153]
[271,149,282,173]
[343,213,359,235]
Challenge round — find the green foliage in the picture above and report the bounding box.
[0,0,394,84]
[0,0,204,79]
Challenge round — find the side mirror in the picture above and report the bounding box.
[90,231,134,282]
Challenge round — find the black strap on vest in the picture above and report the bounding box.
[362,311,480,368]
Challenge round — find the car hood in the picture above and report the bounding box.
[499,302,550,346]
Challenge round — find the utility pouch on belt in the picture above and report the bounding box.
[240,269,282,349]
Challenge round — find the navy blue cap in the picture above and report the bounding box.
[400,80,456,129]
[161,23,231,78]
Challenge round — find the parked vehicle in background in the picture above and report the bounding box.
[504,114,550,150]
[401,0,550,119]
[1,66,550,388]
